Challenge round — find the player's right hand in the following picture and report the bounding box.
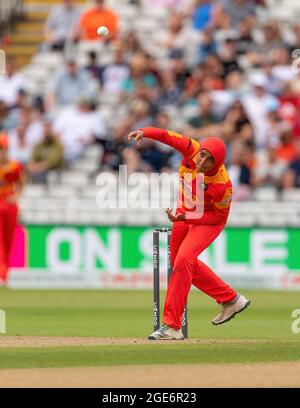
[128,130,144,147]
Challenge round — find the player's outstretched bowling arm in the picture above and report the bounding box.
[128,127,199,159]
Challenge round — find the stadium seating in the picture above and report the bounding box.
[2,0,299,229]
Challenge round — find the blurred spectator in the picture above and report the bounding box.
[190,0,218,31]
[154,111,179,171]
[0,101,15,131]
[0,57,25,107]
[282,141,300,188]
[99,117,139,174]
[10,90,30,117]
[139,111,175,172]
[47,58,97,109]
[265,107,290,147]
[261,58,284,96]
[198,28,217,64]
[187,93,223,130]
[227,141,253,200]
[84,51,103,85]
[213,71,242,104]
[201,55,225,92]
[140,51,161,83]
[182,64,204,102]
[144,0,187,8]
[155,70,181,109]
[1,0,299,194]
[218,39,241,77]
[288,24,300,52]
[220,0,256,28]
[235,20,255,56]
[246,22,284,66]
[271,48,294,83]
[276,125,297,163]
[7,124,32,165]
[254,145,287,188]
[225,70,245,97]
[99,120,127,171]
[242,74,279,149]
[27,120,64,183]
[262,22,285,53]
[160,13,200,65]
[169,49,192,92]
[76,0,118,41]
[122,54,158,99]
[53,97,106,162]
[128,98,153,129]
[121,31,143,62]
[222,99,251,143]
[6,105,45,165]
[17,106,44,148]
[43,0,80,51]
[101,41,130,94]
[202,54,225,78]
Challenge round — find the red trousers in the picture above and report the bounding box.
[0,201,18,283]
[163,221,237,330]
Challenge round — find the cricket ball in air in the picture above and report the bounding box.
[97,26,109,37]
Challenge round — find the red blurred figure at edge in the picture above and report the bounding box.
[0,133,24,287]
[128,127,251,340]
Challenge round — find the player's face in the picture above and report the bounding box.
[196,149,214,173]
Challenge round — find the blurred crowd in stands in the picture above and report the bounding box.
[1,0,300,199]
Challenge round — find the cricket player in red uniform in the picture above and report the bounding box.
[128,128,251,340]
[0,134,24,286]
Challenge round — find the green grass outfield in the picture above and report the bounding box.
[0,289,300,369]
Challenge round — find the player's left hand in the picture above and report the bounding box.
[128,130,144,147]
[165,208,185,222]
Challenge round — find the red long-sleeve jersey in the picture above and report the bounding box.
[141,127,233,226]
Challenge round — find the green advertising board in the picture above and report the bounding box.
[10,225,300,289]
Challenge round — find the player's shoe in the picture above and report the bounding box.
[212,294,251,325]
[148,324,184,340]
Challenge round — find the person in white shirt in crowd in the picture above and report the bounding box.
[8,123,33,165]
[19,105,45,147]
[260,58,285,97]
[46,57,98,110]
[270,48,296,84]
[254,144,287,189]
[264,102,292,148]
[242,74,279,149]
[0,57,25,107]
[158,12,200,66]
[43,0,81,51]
[53,97,106,163]
[7,104,45,164]
[8,105,44,159]
[101,40,130,94]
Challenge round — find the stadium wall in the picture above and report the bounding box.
[8,224,300,290]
